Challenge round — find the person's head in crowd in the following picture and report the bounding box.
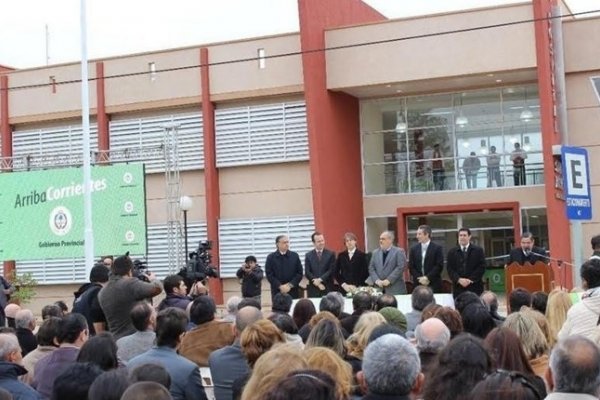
[481,291,504,321]
[461,303,496,339]
[272,293,293,314]
[412,285,435,312]
[292,298,317,329]
[15,309,35,332]
[521,308,552,348]
[347,311,386,360]
[305,319,346,357]
[237,297,261,311]
[580,259,600,290]
[352,291,373,314]
[225,296,242,317]
[469,370,543,400]
[189,295,216,325]
[432,307,463,338]
[591,234,600,252]
[454,291,483,314]
[319,293,342,318]
[121,382,173,400]
[162,275,187,296]
[112,254,134,277]
[484,327,536,375]
[503,311,549,361]
[155,307,188,349]
[54,301,68,314]
[57,312,89,346]
[420,303,443,322]
[359,334,424,397]
[422,334,492,400]
[268,312,298,335]
[41,304,63,320]
[130,302,156,333]
[415,317,450,354]
[378,307,407,332]
[36,316,62,347]
[547,335,600,396]
[0,333,22,364]
[128,363,171,389]
[328,292,346,314]
[545,289,573,347]
[263,369,337,400]
[51,362,103,400]
[305,347,353,400]
[375,293,398,311]
[4,303,21,328]
[367,324,405,343]
[76,331,118,371]
[307,311,340,331]
[240,319,285,368]
[509,287,532,313]
[88,369,131,400]
[234,306,264,337]
[531,291,548,315]
[89,264,110,284]
[241,344,308,400]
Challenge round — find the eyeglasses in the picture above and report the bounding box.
[484,369,543,400]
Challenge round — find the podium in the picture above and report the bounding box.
[505,261,554,297]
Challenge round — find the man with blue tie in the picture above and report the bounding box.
[368,231,407,295]
[408,225,444,293]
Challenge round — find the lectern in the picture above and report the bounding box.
[505,261,554,297]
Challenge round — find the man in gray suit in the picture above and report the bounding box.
[209,306,263,400]
[128,308,207,400]
[305,232,336,298]
[368,231,407,295]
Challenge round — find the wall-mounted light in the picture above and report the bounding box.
[395,111,407,133]
[455,93,468,127]
[480,139,488,154]
[523,136,531,151]
[148,62,157,82]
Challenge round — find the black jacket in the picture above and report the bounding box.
[334,248,369,293]
[408,241,444,292]
[236,265,264,298]
[447,244,486,297]
[265,251,303,300]
[72,282,105,335]
[507,246,547,265]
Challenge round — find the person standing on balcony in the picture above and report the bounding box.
[462,152,481,189]
[511,142,527,186]
[431,144,445,191]
[487,146,502,187]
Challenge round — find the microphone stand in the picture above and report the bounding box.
[530,251,576,290]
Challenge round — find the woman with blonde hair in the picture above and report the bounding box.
[239,319,285,368]
[305,347,354,400]
[241,344,308,400]
[545,289,572,347]
[346,311,386,360]
[503,311,549,379]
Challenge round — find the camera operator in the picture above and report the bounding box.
[98,253,163,340]
[236,255,264,302]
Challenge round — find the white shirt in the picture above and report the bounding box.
[348,248,355,260]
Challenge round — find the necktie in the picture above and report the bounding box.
[462,246,467,255]
[317,251,322,261]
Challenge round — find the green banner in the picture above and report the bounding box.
[0,163,147,260]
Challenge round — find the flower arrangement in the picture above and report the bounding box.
[345,286,382,298]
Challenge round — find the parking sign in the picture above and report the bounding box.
[561,146,592,220]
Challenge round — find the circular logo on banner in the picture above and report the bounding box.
[124,201,134,213]
[49,206,73,236]
[125,231,135,242]
[123,172,133,185]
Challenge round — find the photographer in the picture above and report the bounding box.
[98,253,163,340]
[236,256,264,302]
[158,275,193,312]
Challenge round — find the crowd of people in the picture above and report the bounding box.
[0,233,600,399]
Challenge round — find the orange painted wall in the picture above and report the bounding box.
[298,0,386,250]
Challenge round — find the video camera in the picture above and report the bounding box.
[178,240,219,285]
[132,259,150,282]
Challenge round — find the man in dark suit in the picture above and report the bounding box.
[368,231,407,295]
[408,225,444,293]
[209,306,263,400]
[265,235,303,302]
[508,232,547,265]
[446,227,486,298]
[305,232,336,298]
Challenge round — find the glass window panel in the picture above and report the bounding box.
[406,94,453,129]
[521,208,549,249]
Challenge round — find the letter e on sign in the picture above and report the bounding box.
[564,153,588,197]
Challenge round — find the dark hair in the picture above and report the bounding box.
[418,225,432,237]
[311,232,323,243]
[591,235,600,251]
[51,362,103,400]
[581,259,600,289]
[292,299,317,329]
[268,312,298,335]
[244,255,257,264]
[275,235,287,244]
[461,303,496,339]
[57,313,88,344]
[42,304,63,320]
[163,275,184,295]
[411,285,435,311]
[54,301,68,313]
[484,327,535,375]
[421,303,443,322]
[459,227,471,236]
[88,369,131,400]
[352,291,373,313]
[455,291,483,314]
[130,302,154,332]
[521,232,534,240]
[531,292,548,315]
[128,363,171,389]
[156,307,188,348]
[433,307,464,339]
[77,332,119,371]
[319,294,342,317]
[121,382,172,400]
[509,288,532,313]
[36,316,62,347]
[189,296,216,325]
[238,297,262,311]
[469,370,544,400]
[89,265,109,283]
[264,369,337,400]
[112,254,133,276]
[422,334,492,400]
[368,324,405,343]
[375,294,398,311]
[272,293,293,314]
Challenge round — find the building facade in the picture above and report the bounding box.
[1,0,599,304]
